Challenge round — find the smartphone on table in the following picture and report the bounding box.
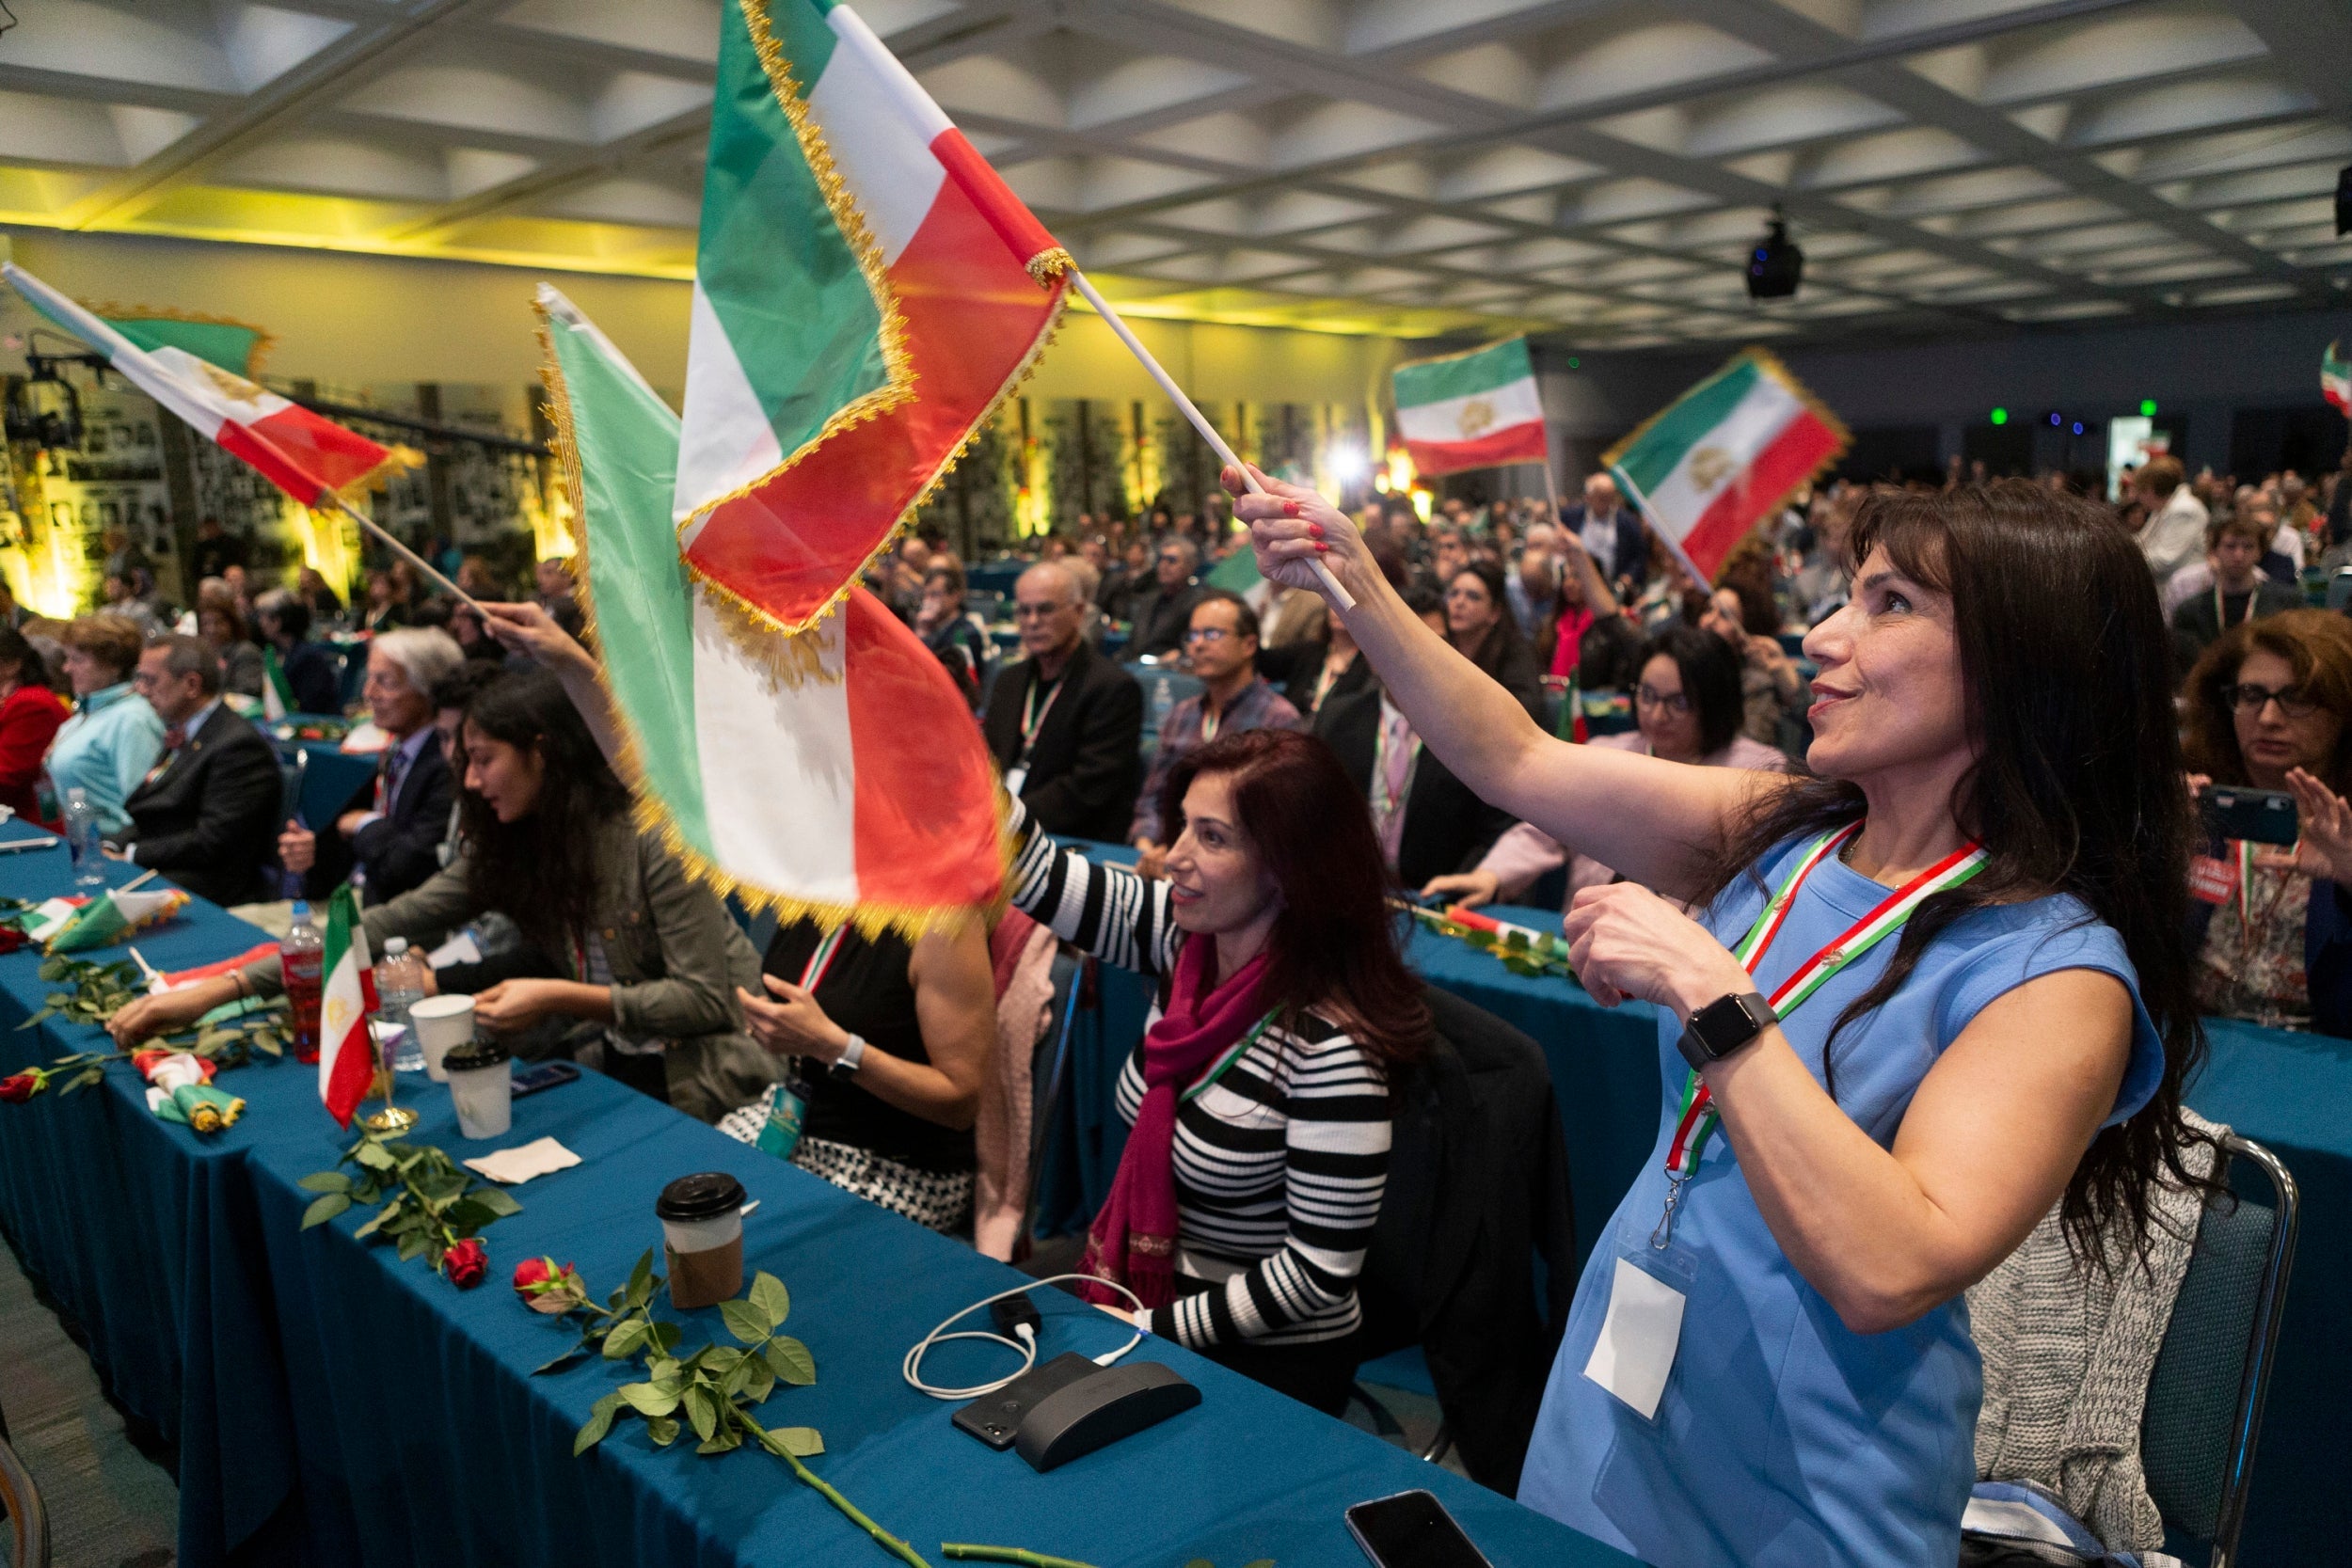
[1344,1490,1493,1568]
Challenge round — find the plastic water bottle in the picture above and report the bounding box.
[373,936,427,1072]
[62,787,103,888]
[281,901,325,1064]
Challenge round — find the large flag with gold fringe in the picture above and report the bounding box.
[539,285,1001,930]
[673,0,1069,638]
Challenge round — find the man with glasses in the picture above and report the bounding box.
[1130,592,1302,863]
[982,562,1142,842]
[109,634,283,907]
[1124,537,1204,659]
[278,627,462,903]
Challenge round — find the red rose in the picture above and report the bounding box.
[0,927,28,954]
[0,1072,40,1103]
[513,1255,587,1313]
[442,1237,488,1290]
[513,1255,552,1291]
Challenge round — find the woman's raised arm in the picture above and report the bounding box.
[1232,467,1783,901]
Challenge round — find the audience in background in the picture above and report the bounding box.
[449,601,509,669]
[189,516,247,581]
[1133,591,1302,858]
[252,590,343,716]
[2134,456,2208,594]
[982,562,1142,841]
[2171,513,2303,671]
[2182,610,2352,1036]
[1124,537,1204,659]
[914,559,988,710]
[0,628,67,824]
[112,634,283,907]
[47,613,165,836]
[1698,582,1806,754]
[197,578,266,699]
[294,565,343,626]
[278,627,462,903]
[358,568,411,633]
[1560,472,1649,593]
[1443,561,1543,721]
[1316,664,1514,893]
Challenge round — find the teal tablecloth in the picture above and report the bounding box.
[1039,876,2348,1564]
[0,848,1632,1568]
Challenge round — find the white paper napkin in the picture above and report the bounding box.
[462,1136,582,1185]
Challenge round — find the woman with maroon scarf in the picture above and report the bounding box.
[1004,726,1427,1413]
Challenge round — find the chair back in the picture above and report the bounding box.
[2140,1132,2300,1568]
[0,1428,50,1568]
[2328,567,2352,613]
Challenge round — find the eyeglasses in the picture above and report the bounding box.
[1012,601,1068,620]
[1634,684,1692,715]
[1157,555,1185,567]
[1443,587,1489,603]
[2221,682,2321,720]
[1184,626,1235,644]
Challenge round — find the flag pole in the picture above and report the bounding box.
[320,495,492,617]
[1064,268,1355,611]
[1604,466,1713,594]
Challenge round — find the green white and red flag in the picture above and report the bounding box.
[2325,341,2350,416]
[260,646,296,721]
[1391,338,1549,476]
[1,261,413,507]
[319,883,378,1128]
[1605,349,1848,586]
[673,0,1070,637]
[539,286,1002,934]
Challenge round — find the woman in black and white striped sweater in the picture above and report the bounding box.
[1009,725,1428,1414]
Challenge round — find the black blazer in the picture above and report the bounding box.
[1315,682,1515,891]
[1559,504,1651,588]
[118,703,284,908]
[309,738,456,904]
[1124,582,1202,660]
[279,641,342,716]
[981,641,1142,843]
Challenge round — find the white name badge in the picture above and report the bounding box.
[1004,766,1028,797]
[1582,1257,1685,1420]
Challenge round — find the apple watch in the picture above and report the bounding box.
[1675,991,1777,1072]
[835,1033,868,1073]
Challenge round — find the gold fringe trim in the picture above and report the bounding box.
[1026,247,1073,286]
[84,298,278,377]
[670,0,921,544]
[534,295,999,943]
[698,574,839,690]
[331,443,425,504]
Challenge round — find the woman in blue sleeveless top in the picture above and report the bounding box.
[1235,477,2208,1567]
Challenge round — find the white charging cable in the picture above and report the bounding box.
[901,1274,1148,1401]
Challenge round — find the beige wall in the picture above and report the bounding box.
[1,226,1417,414]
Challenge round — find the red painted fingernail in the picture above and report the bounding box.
[1309,523,1327,540]
[1316,542,1331,553]
[1282,499,1302,516]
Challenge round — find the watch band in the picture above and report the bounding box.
[1675,990,1777,1072]
[834,1033,867,1072]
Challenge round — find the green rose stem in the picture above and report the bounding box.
[941,1546,1104,1568]
[766,1436,933,1568]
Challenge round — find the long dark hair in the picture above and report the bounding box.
[1643,625,1744,758]
[0,627,56,692]
[2182,610,2352,796]
[456,670,631,958]
[1446,561,1523,678]
[1158,727,1429,1066]
[1692,481,2208,1264]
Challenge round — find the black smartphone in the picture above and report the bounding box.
[952,1351,1101,1450]
[1344,1491,1493,1568]
[510,1061,580,1099]
[2204,785,2298,847]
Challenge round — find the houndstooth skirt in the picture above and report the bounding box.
[717,1103,973,1234]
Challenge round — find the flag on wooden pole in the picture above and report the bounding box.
[1391,338,1549,476]
[673,0,1069,639]
[1604,348,1848,586]
[540,285,1002,934]
[319,884,378,1129]
[2325,341,2350,416]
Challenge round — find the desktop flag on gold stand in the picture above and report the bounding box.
[1604,348,1848,585]
[538,285,1002,934]
[671,0,1070,639]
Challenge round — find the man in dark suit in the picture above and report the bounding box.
[1558,471,1650,593]
[1314,679,1515,893]
[112,635,284,907]
[1121,537,1203,659]
[983,562,1142,842]
[279,627,461,903]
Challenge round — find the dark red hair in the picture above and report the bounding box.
[1159,727,1429,1065]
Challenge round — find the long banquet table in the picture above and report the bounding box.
[1040,876,2351,1566]
[0,848,1634,1568]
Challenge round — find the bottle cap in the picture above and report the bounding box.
[656,1172,747,1222]
[289,899,310,920]
[441,1039,510,1072]
[384,937,408,956]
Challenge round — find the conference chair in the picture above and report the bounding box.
[1127,668,1202,761]
[0,1420,50,1568]
[2139,1132,2299,1568]
[2327,567,2351,614]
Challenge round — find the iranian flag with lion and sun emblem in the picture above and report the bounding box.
[1391,337,1550,476]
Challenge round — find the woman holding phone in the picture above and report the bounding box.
[1238,473,2206,1568]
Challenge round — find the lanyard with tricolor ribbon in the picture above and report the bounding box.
[1650,823,1987,1249]
[799,923,852,991]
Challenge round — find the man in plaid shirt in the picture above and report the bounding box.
[1132,590,1305,863]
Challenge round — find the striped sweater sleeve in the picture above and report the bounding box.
[1151,1028,1391,1350]
[1006,796,1182,978]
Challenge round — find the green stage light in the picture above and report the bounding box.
[1990,407,2008,425]
[2139,399,2157,417]
[1566,357,1581,369]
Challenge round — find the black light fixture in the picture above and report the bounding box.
[4,355,86,450]
[2337,163,2352,236]
[1745,208,1804,301]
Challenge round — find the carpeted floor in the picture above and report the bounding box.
[0,1233,178,1568]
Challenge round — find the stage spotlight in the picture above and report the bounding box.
[1745,211,1803,301]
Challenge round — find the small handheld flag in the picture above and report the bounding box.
[2325,341,2349,417]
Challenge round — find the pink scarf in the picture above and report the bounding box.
[1079,937,1272,1309]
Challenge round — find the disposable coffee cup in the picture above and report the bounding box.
[657,1172,747,1308]
[442,1038,513,1140]
[408,994,477,1082]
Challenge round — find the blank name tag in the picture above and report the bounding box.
[1582,1257,1685,1420]
[1004,766,1028,796]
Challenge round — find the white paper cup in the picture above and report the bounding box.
[443,1042,512,1140]
[407,994,476,1083]
[659,1210,743,1256]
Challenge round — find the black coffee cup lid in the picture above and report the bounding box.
[657,1171,747,1222]
[441,1039,511,1071]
